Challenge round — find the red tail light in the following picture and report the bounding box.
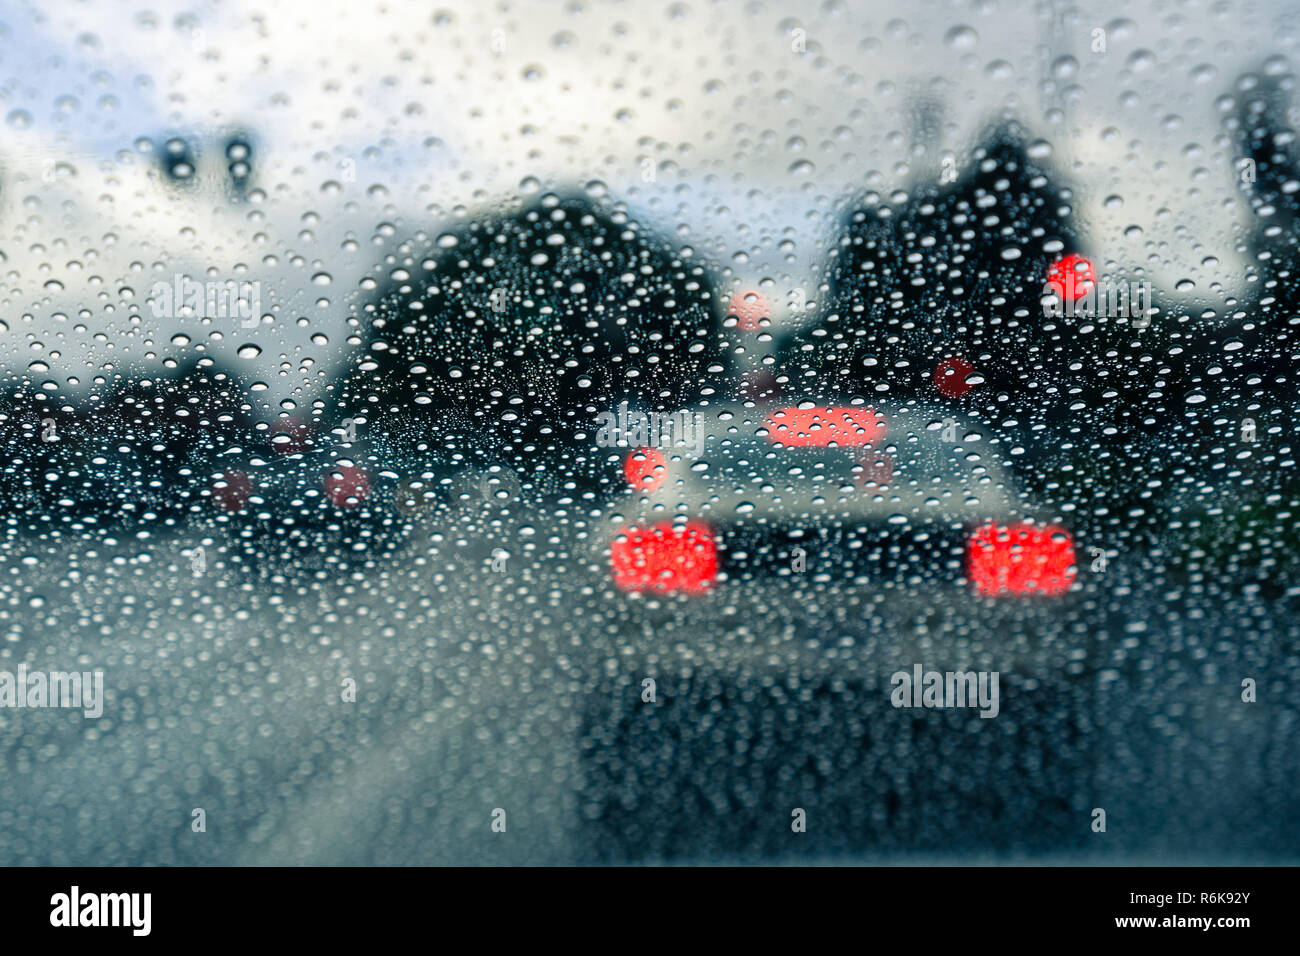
[765,406,886,447]
[324,465,370,508]
[270,417,312,454]
[211,470,253,512]
[727,290,770,331]
[1046,253,1095,302]
[610,521,718,594]
[966,523,1076,596]
[623,446,667,492]
[933,356,975,399]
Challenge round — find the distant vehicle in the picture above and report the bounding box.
[0,361,252,537]
[598,400,1078,598]
[199,414,406,573]
[771,109,1295,559]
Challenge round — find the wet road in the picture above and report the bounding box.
[0,512,1296,865]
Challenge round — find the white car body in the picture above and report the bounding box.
[601,400,1077,597]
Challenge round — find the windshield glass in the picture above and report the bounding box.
[1,0,1297,866]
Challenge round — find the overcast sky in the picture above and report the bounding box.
[1,0,1298,405]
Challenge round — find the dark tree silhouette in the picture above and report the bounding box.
[330,192,730,494]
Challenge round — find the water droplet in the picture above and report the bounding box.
[944,25,978,50]
[1051,55,1079,79]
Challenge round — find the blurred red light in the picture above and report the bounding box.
[324,465,370,508]
[624,446,667,491]
[765,406,886,447]
[966,523,1077,596]
[1046,254,1096,303]
[727,290,770,331]
[610,521,718,594]
[211,470,253,512]
[933,356,975,399]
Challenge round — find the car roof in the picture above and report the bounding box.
[622,401,1025,526]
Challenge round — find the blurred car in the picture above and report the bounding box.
[599,400,1079,599]
[1,361,252,537]
[773,122,1124,533]
[771,110,1288,561]
[198,414,407,574]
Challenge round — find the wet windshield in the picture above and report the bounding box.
[1,0,1297,865]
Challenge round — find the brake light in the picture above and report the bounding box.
[965,523,1076,596]
[623,446,667,491]
[1046,254,1095,302]
[211,470,253,512]
[324,464,370,508]
[765,406,886,447]
[933,356,975,399]
[727,290,770,331]
[610,521,718,594]
[270,417,312,454]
